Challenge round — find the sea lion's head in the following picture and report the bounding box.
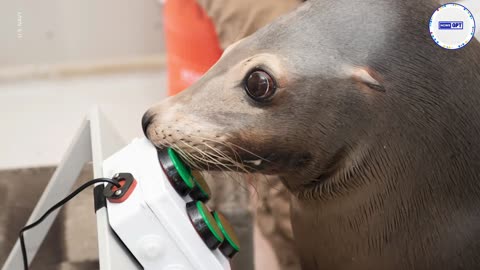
[142,0,475,196]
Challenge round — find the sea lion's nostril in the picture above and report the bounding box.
[141,112,154,138]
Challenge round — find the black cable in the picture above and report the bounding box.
[19,178,120,270]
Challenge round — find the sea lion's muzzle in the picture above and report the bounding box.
[141,111,154,138]
[142,96,316,179]
[142,99,306,175]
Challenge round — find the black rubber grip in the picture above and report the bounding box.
[93,185,106,212]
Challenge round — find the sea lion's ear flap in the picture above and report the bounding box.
[349,67,385,92]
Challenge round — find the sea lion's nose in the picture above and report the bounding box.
[141,111,154,138]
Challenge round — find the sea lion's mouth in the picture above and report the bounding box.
[145,121,311,175]
[216,148,311,174]
[243,159,263,167]
[155,143,303,175]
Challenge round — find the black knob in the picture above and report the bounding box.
[158,148,195,196]
[212,211,240,258]
[158,148,212,202]
[186,201,224,249]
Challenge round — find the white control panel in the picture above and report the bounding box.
[102,138,231,270]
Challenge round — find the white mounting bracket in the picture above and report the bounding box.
[2,107,140,270]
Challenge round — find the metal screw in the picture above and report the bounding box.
[114,189,122,196]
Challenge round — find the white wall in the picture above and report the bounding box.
[0,0,167,169]
[0,72,167,169]
[0,0,164,68]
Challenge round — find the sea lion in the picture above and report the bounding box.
[166,1,303,269]
[143,0,480,269]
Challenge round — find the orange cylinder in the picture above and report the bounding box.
[163,0,223,96]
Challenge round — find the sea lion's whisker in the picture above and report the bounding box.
[178,141,213,171]
[225,141,271,163]
[202,138,245,166]
[205,154,239,174]
[173,139,270,193]
[199,148,246,173]
[173,150,201,171]
[200,142,254,173]
[209,164,252,193]
[186,135,261,174]
[190,144,214,172]
[175,153,201,170]
[208,152,254,174]
[183,149,227,168]
[169,138,261,193]
[171,145,249,191]
[183,137,248,172]
[188,135,269,163]
[188,135,241,160]
[178,142,240,172]
[171,145,203,171]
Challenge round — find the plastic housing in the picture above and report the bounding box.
[103,137,231,270]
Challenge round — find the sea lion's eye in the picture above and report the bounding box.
[244,70,276,102]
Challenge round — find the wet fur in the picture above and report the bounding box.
[144,0,480,269]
